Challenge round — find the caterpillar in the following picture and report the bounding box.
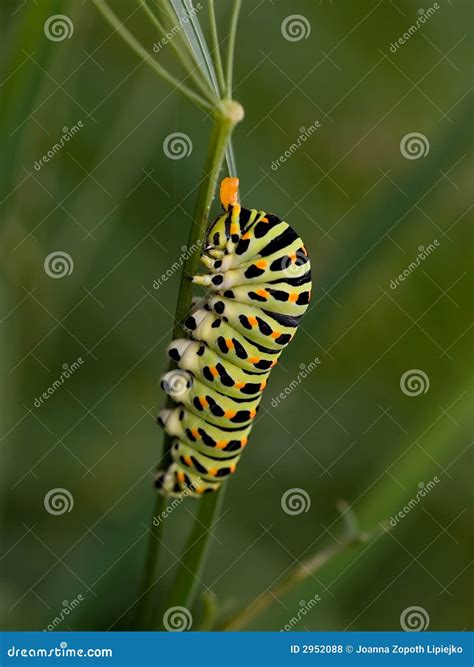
[155,177,312,497]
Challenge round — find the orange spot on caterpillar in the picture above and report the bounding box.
[230,223,239,235]
[196,486,205,494]
[191,429,200,439]
[260,380,267,390]
[270,331,281,339]
[248,356,259,364]
[241,437,248,447]
[184,456,192,466]
[256,289,269,298]
[177,471,185,483]
[256,260,267,269]
[242,232,251,240]
[210,367,219,377]
[260,216,269,223]
[208,468,217,477]
[249,409,257,419]
[199,396,209,409]
[216,440,228,449]
[226,339,235,350]
[220,177,239,211]
[288,293,298,302]
[225,410,236,419]
[230,465,236,473]
[270,359,278,367]
[235,382,245,389]
[248,316,258,326]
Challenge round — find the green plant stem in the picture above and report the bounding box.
[93,0,214,111]
[208,0,227,96]
[134,493,166,629]
[134,99,244,629]
[225,0,241,97]
[222,510,387,631]
[138,0,216,102]
[160,487,225,621]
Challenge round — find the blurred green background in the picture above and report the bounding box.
[0,0,472,632]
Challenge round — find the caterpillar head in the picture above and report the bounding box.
[205,177,240,251]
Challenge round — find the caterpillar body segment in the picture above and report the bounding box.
[156,178,312,497]
[167,339,270,399]
[183,308,282,372]
[160,371,261,428]
[158,407,251,456]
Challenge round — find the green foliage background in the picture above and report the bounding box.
[0,0,472,631]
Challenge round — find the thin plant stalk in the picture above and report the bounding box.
[93,0,215,111]
[222,505,388,631]
[135,98,244,629]
[138,0,217,102]
[225,0,242,97]
[208,0,227,96]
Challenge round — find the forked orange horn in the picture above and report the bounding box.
[220,177,239,211]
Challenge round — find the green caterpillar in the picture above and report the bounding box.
[156,178,312,497]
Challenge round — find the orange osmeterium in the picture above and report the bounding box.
[220,177,240,211]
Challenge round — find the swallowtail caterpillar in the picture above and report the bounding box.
[156,178,311,497]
